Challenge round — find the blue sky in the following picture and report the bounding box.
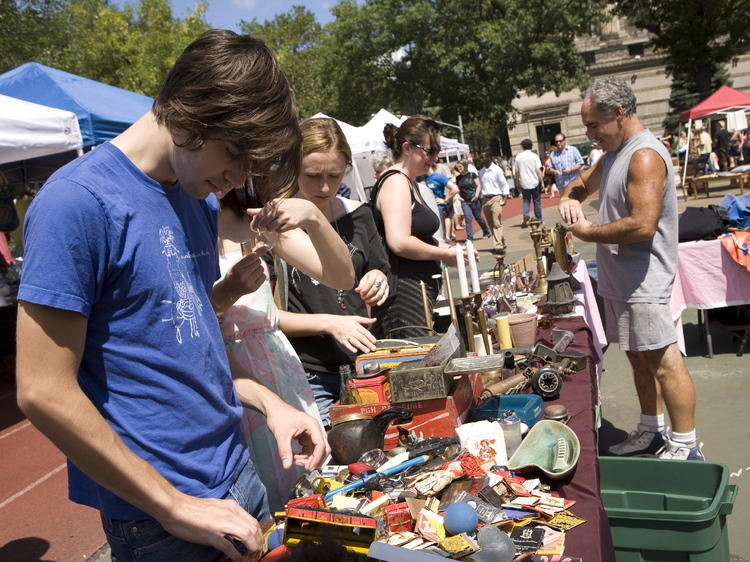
[160,0,334,29]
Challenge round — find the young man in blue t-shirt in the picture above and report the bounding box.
[15,30,328,562]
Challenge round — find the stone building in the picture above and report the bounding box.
[508,15,750,156]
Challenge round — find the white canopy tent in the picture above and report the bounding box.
[307,109,470,201]
[0,94,83,165]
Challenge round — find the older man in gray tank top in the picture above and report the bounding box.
[558,77,703,461]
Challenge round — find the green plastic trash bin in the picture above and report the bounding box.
[599,456,738,562]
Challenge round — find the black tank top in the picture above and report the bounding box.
[370,169,441,276]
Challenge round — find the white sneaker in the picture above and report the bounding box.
[608,427,667,457]
[657,439,705,461]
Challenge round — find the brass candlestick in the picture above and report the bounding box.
[552,223,570,272]
[530,229,548,295]
[419,280,433,331]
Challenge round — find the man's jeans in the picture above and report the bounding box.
[460,199,490,241]
[102,460,270,562]
[522,186,543,220]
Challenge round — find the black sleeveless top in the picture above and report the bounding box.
[370,169,441,277]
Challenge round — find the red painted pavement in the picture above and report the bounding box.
[0,376,105,561]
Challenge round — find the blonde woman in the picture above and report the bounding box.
[278,118,391,427]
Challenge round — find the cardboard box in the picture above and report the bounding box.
[329,373,483,449]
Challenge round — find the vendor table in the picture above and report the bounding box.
[535,316,616,562]
[670,238,750,356]
[688,172,748,199]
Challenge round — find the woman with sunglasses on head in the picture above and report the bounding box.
[276,118,392,428]
[370,116,462,340]
[215,179,353,512]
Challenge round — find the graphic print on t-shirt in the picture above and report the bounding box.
[160,225,203,343]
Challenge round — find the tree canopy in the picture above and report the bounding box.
[0,0,209,96]
[614,0,750,131]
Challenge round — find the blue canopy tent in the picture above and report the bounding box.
[0,62,153,147]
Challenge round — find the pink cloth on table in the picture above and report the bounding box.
[572,259,605,402]
[670,238,750,353]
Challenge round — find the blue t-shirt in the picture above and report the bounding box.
[424,173,449,210]
[19,143,249,519]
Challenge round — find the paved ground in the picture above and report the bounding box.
[1,179,746,561]
[468,182,749,561]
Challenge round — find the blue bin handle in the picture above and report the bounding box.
[719,484,738,516]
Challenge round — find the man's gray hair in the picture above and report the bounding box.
[584,77,637,117]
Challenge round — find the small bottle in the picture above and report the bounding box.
[499,410,522,457]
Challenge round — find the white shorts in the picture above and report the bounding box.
[603,299,677,352]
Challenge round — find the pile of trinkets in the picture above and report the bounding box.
[261,421,586,561]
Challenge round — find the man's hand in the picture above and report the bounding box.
[323,314,378,353]
[568,215,595,241]
[355,269,389,306]
[265,402,330,471]
[158,494,263,562]
[559,198,585,225]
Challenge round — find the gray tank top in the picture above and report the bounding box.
[596,129,677,303]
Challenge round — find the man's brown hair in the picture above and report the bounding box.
[153,29,301,199]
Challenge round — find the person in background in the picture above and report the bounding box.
[513,138,545,227]
[478,151,509,254]
[371,116,461,339]
[455,160,491,241]
[542,148,558,197]
[371,151,393,180]
[217,186,353,512]
[677,130,688,163]
[588,141,604,167]
[449,161,466,233]
[280,118,391,428]
[424,164,452,242]
[559,76,703,461]
[713,121,731,171]
[15,30,327,562]
[547,133,583,197]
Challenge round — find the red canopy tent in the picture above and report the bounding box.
[679,86,750,188]
[679,85,750,122]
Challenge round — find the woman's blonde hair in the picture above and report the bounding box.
[300,118,352,167]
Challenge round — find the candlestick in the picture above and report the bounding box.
[419,280,432,331]
[465,239,481,294]
[464,311,475,353]
[495,313,512,350]
[455,244,469,298]
[477,308,492,355]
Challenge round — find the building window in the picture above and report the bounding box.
[582,51,596,65]
[628,44,644,58]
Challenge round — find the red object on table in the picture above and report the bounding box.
[536,315,616,562]
[385,502,414,533]
[329,373,483,449]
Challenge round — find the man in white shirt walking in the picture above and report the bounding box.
[513,139,545,227]
[479,152,509,254]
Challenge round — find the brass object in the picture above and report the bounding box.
[544,404,570,424]
[546,262,576,315]
[552,223,570,272]
[483,373,528,395]
[477,308,491,355]
[442,265,458,326]
[464,311,475,352]
[530,228,548,295]
[419,280,433,330]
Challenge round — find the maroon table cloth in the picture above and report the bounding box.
[535,315,616,562]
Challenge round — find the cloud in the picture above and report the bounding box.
[232,0,257,8]
[322,1,331,8]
